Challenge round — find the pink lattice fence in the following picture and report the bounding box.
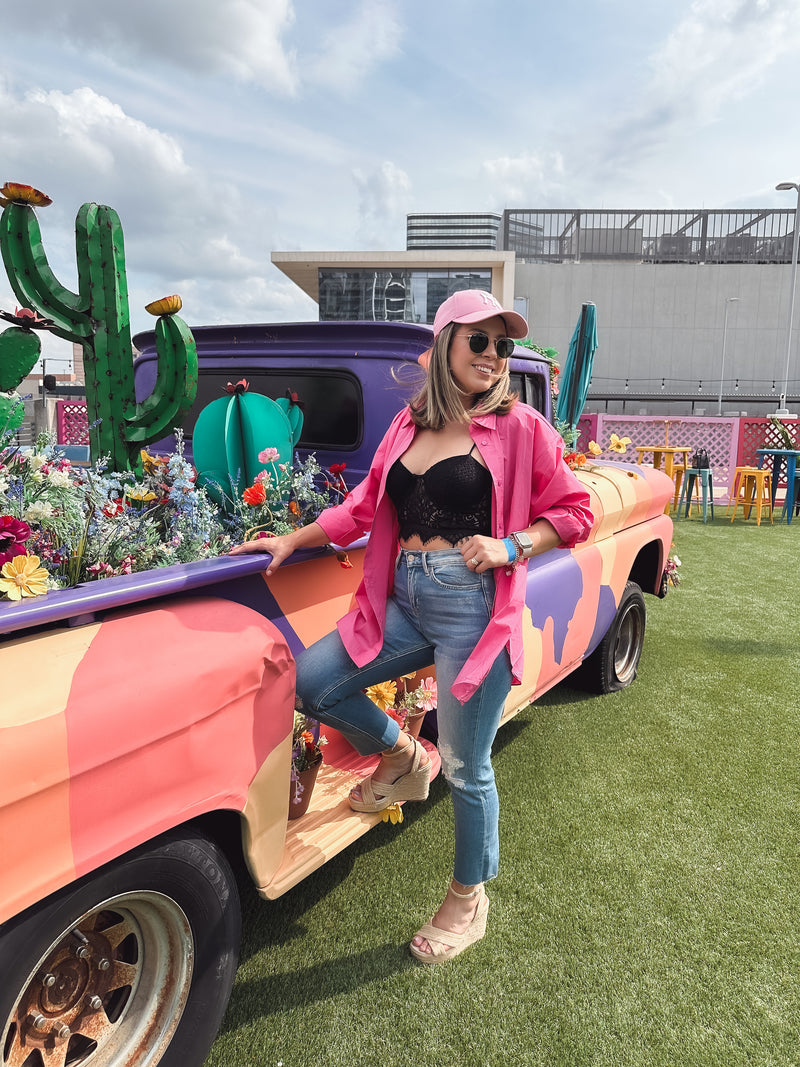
[737,417,800,495]
[56,401,89,445]
[577,414,740,492]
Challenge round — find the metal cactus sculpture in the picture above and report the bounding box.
[192,379,304,511]
[0,182,197,470]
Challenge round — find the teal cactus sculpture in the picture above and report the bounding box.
[192,380,304,510]
[0,182,197,471]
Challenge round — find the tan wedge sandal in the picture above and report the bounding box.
[409,882,489,964]
[348,736,431,813]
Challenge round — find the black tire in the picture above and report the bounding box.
[571,580,646,694]
[0,828,240,1067]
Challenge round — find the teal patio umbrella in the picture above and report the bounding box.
[555,302,598,431]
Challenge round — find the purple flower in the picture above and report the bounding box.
[0,515,31,565]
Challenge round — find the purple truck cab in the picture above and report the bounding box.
[132,319,553,485]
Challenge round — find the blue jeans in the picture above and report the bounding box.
[294,549,512,885]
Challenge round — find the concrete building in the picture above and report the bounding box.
[272,207,800,416]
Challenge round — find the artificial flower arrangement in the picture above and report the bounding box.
[290,711,328,806]
[0,420,350,602]
[663,542,681,589]
[238,448,347,540]
[363,673,437,826]
[365,674,438,735]
[563,433,633,471]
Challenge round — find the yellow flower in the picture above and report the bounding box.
[365,680,397,711]
[0,553,49,601]
[140,449,168,475]
[609,434,632,454]
[126,488,158,502]
[380,803,404,824]
[588,440,603,456]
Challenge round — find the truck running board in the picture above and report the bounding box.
[259,739,440,899]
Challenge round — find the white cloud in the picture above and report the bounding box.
[10,0,299,94]
[307,0,403,93]
[482,153,566,207]
[596,0,800,181]
[352,162,412,247]
[0,81,293,339]
[649,0,800,117]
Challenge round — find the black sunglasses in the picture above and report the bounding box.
[467,331,515,360]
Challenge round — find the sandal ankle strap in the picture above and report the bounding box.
[449,881,484,899]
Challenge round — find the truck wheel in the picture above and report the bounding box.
[571,580,646,694]
[0,828,240,1067]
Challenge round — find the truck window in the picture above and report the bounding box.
[509,371,547,415]
[181,371,363,450]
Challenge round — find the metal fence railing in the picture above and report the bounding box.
[503,209,797,264]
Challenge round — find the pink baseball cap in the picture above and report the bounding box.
[432,289,528,339]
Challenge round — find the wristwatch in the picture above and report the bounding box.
[510,531,534,559]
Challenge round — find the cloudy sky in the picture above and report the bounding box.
[2,0,800,370]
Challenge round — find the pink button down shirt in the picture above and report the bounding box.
[316,404,593,703]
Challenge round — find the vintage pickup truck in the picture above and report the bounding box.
[0,320,674,1067]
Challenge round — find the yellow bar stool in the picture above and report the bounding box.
[729,466,773,525]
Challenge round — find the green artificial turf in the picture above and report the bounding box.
[206,519,799,1067]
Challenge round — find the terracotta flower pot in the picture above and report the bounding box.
[403,711,427,739]
[288,755,322,820]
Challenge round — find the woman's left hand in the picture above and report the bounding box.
[459,535,512,573]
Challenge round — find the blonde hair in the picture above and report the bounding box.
[409,321,518,429]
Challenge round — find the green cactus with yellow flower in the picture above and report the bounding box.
[0,181,197,471]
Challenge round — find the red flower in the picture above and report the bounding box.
[329,463,347,475]
[288,500,300,516]
[225,378,249,394]
[564,451,587,470]
[243,482,266,506]
[0,515,31,565]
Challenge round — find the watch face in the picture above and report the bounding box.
[516,532,533,551]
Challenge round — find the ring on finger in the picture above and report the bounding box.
[470,556,479,567]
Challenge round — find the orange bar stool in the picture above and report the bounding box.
[726,466,754,513]
[728,466,773,525]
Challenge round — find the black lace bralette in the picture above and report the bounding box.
[385,444,492,546]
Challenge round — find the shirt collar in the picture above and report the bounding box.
[469,411,498,430]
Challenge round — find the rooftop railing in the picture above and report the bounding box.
[502,209,797,264]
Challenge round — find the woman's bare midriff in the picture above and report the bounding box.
[399,536,466,552]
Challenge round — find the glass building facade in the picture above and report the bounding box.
[406,213,502,251]
[317,269,492,324]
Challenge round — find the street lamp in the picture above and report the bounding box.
[775,181,800,414]
[717,297,738,416]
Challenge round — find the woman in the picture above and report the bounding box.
[230,290,593,963]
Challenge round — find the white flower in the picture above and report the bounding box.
[47,468,72,488]
[0,475,8,494]
[23,451,46,472]
[23,501,54,522]
[672,554,681,567]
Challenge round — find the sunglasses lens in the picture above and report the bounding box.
[467,332,514,358]
[468,332,489,354]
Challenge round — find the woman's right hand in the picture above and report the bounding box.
[228,532,297,576]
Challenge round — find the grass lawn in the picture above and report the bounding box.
[206,518,799,1067]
